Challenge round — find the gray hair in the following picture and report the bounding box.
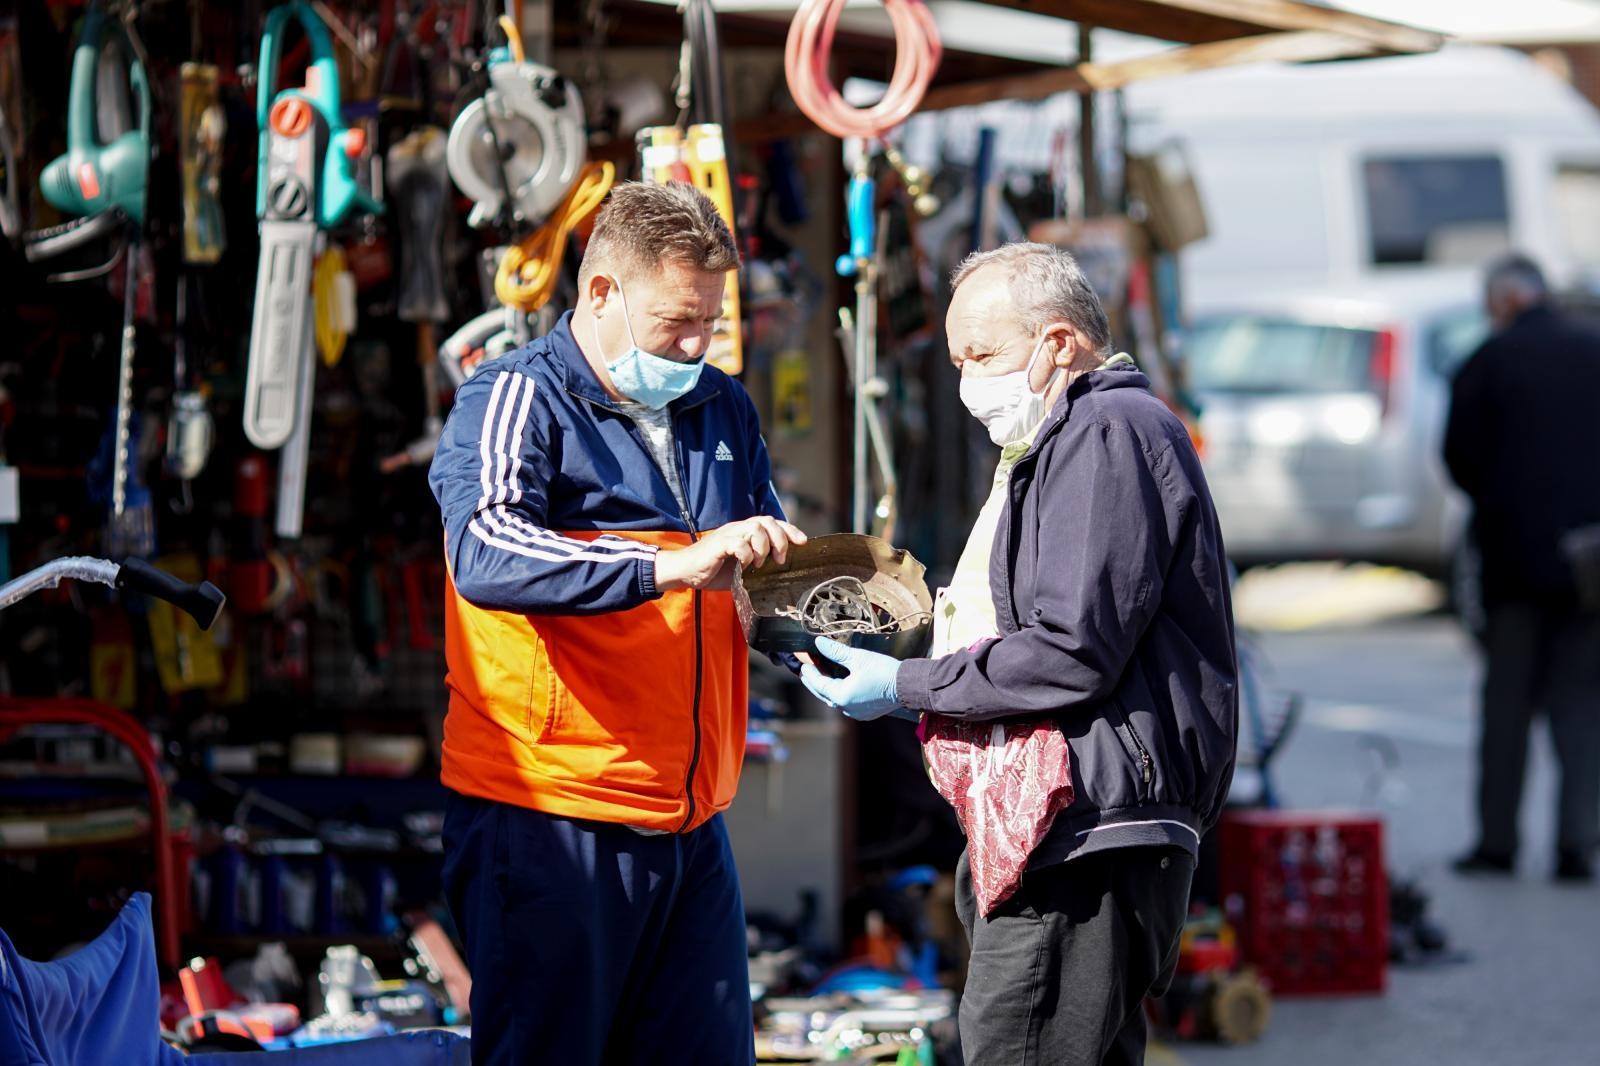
[951,242,1113,354]
[1485,253,1548,305]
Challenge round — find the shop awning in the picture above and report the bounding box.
[567,1,1444,139]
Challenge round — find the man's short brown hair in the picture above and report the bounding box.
[579,181,739,285]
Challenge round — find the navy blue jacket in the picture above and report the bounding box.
[425,313,784,830]
[430,312,784,616]
[897,364,1238,862]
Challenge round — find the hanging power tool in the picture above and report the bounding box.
[244,0,381,539]
[39,6,152,226]
[446,19,586,231]
[30,5,152,532]
[441,17,594,388]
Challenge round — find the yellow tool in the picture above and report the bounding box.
[637,123,743,375]
[494,160,614,313]
[312,244,355,366]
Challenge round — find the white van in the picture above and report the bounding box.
[1127,45,1600,308]
[1126,46,1600,572]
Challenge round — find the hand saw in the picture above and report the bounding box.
[637,123,743,375]
[244,0,380,539]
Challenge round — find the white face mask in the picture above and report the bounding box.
[958,332,1062,446]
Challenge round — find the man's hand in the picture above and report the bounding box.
[799,637,906,721]
[654,516,808,592]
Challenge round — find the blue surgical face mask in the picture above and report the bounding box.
[595,279,705,409]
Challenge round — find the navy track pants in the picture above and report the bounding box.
[441,792,754,1065]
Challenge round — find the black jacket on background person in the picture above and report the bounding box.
[1443,304,1600,610]
[896,363,1239,865]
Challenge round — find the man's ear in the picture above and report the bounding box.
[586,273,614,316]
[1043,322,1078,369]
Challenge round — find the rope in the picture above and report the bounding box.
[494,161,615,312]
[784,0,941,142]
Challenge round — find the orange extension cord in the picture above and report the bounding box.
[784,0,942,142]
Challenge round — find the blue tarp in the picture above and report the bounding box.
[1,893,468,1065]
[0,893,175,1066]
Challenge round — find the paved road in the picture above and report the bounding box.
[1161,614,1600,1066]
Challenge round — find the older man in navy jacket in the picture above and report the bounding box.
[804,243,1238,1066]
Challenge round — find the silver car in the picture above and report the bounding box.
[1182,277,1488,575]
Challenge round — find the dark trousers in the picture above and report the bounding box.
[441,792,754,1066]
[955,845,1194,1066]
[1477,604,1600,858]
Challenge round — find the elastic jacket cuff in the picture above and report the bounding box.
[895,658,937,712]
[637,549,662,600]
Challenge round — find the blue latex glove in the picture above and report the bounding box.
[800,637,906,721]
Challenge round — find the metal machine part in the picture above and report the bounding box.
[447,58,586,229]
[734,533,932,659]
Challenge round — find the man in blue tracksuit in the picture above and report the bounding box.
[430,182,802,1065]
[803,243,1238,1065]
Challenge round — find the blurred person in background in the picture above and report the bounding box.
[1444,253,1600,883]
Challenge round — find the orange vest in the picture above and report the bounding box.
[440,530,748,832]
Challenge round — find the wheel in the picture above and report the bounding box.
[1209,971,1271,1045]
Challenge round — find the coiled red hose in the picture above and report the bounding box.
[785,0,942,141]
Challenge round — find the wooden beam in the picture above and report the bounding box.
[1157,0,1443,52]
[978,0,1256,44]
[910,30,1388,113]
[913,65,1093,114]
[978,0,1442,54]
[1075,30,1380,91]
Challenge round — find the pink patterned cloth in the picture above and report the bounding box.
[918,712,1074,916]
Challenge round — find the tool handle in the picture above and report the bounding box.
[258,1,342,129]
[836,171,875,277]
[65,9,103,154]
[117,557,227,631]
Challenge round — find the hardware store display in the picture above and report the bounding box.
[0,0,1450,1059]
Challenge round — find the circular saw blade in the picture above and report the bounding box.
[465,107,547,202]
[447,61,586,229]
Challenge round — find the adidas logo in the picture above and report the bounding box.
[714,441,734,462]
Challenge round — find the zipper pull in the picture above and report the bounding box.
[1140,751,1153,785]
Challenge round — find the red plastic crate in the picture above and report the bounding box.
[1219,809,1388,996]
